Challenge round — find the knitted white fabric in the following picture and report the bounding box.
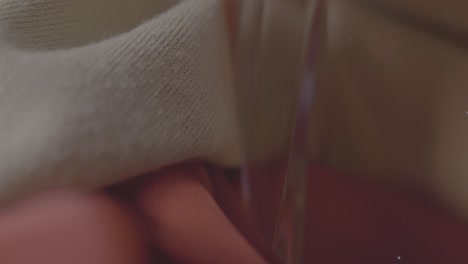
[0,0,242,202]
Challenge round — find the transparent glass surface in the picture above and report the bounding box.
[231,0,468,263]
[231,1,318,263]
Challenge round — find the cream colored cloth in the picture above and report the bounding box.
[3,0,468,220]
[0,0,241,202]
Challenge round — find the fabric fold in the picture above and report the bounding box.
[0,0,241,202]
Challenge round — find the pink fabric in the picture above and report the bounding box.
[1,163,468,263]
[0,164,268,264]
[244,162,468,264]
[306,165,468,264]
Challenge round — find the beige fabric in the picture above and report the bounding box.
[2,0,468,220]
[0,0,241,202]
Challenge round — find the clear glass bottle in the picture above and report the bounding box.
[231,1,468,263]
[231,0,320,263]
